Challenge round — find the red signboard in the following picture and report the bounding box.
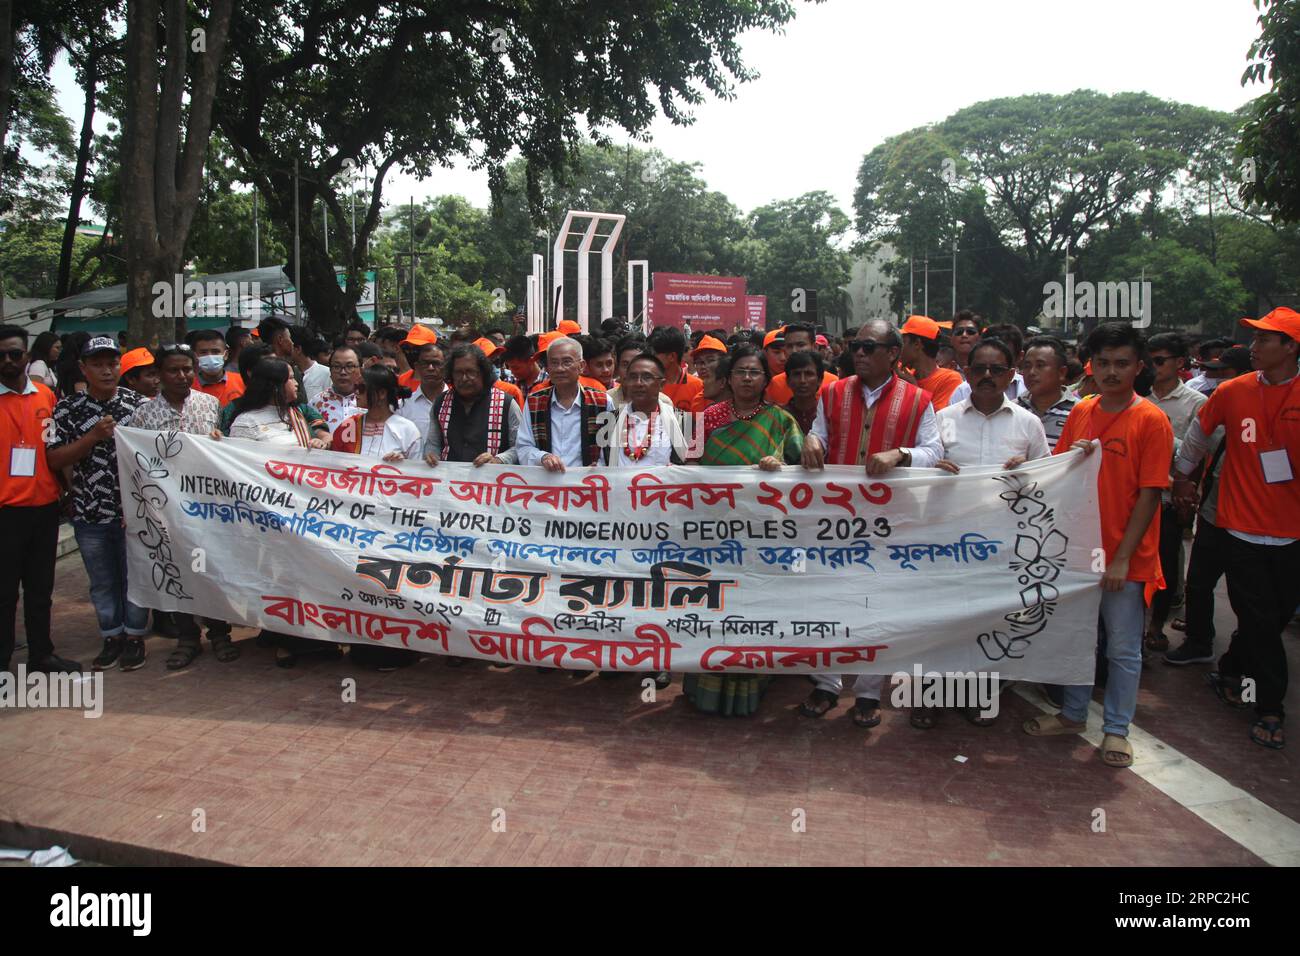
[744,295,766,330]
[646,273,748,332]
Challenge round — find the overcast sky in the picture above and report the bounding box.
[52,0,1266,221]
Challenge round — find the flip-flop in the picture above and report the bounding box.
[799,688,839,719]
[963,706,997,727]
[1101,733,1133,768]
[1023,713,1086,736]
[909,707,939,730]
[1206,671,1249,709]
[1250,717,1285,751]
[851,698,881,728]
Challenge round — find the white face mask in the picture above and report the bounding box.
[196,354,225,375]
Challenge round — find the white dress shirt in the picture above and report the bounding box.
[936,395,1049,467]
[810,376,943,467]
[395,384,447,450]
[302,361,332,406]
[949,371,1027,406]
[515,388,615,467]
[609,394,688,466]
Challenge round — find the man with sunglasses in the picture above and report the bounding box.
[799,319,943,728]
[950,310,982,374]
[1142,333,1206,655]
[0,326,81,675]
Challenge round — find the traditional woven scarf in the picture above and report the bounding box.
[437,387,508,457]
[526,383,606,465]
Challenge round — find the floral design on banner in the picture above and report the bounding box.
[129,430,191,600]
[977,473,1066,662]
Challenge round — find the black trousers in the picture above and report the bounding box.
[1182,518,1231,649]
[1149,502,1187,628]
[0,503,61,669]
[175,613,232,646]
[1221,534,1300,719]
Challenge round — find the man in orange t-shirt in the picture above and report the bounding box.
[1172,308,1300,749]
[1025,323,1172,769]
[766,322,837,404]
[897,315,963,410]
[190,328,245,405]
[648,325,701,411]
[0,325,81,673]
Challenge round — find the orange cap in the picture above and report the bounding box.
[556,319,582,335]
[120,347,155,377]
[1240,306,1300,343]
[763,327,786,348]
[692,335,727,354]
[250,328,260,338]
[403,323,439,346]
[935,320,953,330]
[1083,361,1093,377]
[472,336,503,358]
[534,329,566,359]
[901,315,941,340]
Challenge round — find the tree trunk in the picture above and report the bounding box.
[56,48,99,300]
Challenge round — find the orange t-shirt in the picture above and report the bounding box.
[0,381,61,507]
[195,371,245,407]
[765,370,838,406]
[493,380,524,407]
[916,366,963,411]
[662,373,703,412]
[1054,395,1173,585]
[1196,373,1300,538]
[690,391,721,415]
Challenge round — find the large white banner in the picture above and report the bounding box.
[117,427,1103,682]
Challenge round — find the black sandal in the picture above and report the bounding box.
[212,640,240,663]
[910,706,939,730]
[165,643,201,670]
[799,688,839,719]
[1207,671,1249,709]
[275,647,296,669]
[851,697,882,728]
[1250,717,1284,750]
[963,706,997,727]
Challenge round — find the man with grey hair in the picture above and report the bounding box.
[515,336,613,471]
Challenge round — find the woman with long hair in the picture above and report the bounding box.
[681,344,803,717]
[27,331,61,389]
[56,331,91,398]
[225,358,329,447]
[215,358,333,667]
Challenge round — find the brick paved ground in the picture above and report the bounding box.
[0,552,1295,865]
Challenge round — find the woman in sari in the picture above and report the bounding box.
[682,344,803,717]
[215,359,336,667]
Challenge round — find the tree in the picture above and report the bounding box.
[1239,0,1300,221]
[855,91,1235,325]
[120,0,234,346]
[213,0,804,335]
[743,190,852,325]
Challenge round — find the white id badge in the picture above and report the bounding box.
[9,445,36,477]
[1260,448,1294,484]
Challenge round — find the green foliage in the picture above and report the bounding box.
[1240,0,1300,221]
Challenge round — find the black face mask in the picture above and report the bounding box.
[1134,365,1155,397]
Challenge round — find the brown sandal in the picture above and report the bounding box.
[1023,713,1086,736]
[1101,733,1133,768]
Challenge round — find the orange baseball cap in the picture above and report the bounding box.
[472,336,503,358]
[403,323,440,346]
[1083,361,1093,377]
[1240,306,1300,343]
[935,320,953,330]
[119,347,155,377]
[556,319,582,335]
[763,327,786,348]
[692,335,727,354]
[534,329,566,359]
[901,315,942,340]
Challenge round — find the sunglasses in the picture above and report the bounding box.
[848,340,885,354]
[1,349,26,362]
[952,327,980,336]
[1149,356,1176,366]
[969,364,1010,377]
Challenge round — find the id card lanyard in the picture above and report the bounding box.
[1257,374,1300,485]
[1088,395,1138,445]
[3,398,37,478]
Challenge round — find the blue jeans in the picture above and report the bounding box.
[1062,581,1144,737]
[73,521,149,639]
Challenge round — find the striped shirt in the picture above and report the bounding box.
[1016,389,1078,447]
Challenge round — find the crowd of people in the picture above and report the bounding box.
[1,303,1297,764]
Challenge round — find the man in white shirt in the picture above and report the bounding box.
[313,347,362,431]
[949,321,1029,405]
[395,341,447,449]
[605,353,689,467]
[291,327,332,406]
[515,337,613,471]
